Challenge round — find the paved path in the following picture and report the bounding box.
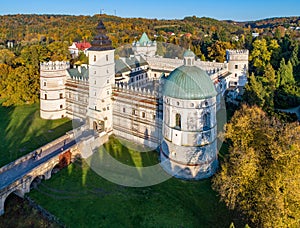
[0,137,76,190]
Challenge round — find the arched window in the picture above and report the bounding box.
[175,113,181,129]
[203,112,210,130]
[187,59,191,66]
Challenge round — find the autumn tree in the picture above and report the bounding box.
[249,38,279,74]
[207,40,232,62]
[212,105,300,227]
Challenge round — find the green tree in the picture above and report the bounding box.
[250,38,279,74]
[263,63,276,110]
[212,105,300,227]
[290,43,299,67]
[277,58,295,87]
[243,73,265,108]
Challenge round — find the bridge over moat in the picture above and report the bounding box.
[0,127,108,216]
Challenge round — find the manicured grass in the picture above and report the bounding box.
[0,101,72,167]
[29,137,243,227]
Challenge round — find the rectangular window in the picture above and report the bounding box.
[235,65,238,69]
[94,55,96,62]
[107,106,110,110]
[44,94,47,100]
[94,80,96,85]
[142,112,146,118]
[107,79,109,84]
[123,108,126,113]
[60,104,63,109]
[153,114,156,120]
[235,73,237,77]
[59,93,63,99]
[95,106,97,110]
[107,91,109,95]
[94,71,96,75]
[44,81,47,86]
[106,55,109,61]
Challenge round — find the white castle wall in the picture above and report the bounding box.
[226,49,249,87]
[40,61,70,120]
[112,84,162,149]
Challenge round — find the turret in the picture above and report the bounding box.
[40,61,70,119]
[226,49,249,87]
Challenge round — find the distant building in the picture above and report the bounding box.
[68,41,91,57]
[40,21,249,180]
[132,33,157,57]
[252,32,259,38]
[6,40,15,48]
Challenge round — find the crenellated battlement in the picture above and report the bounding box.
[226,49,249,62]
[113,83,158,97]
[226,49,249,55]
[40,61,70,71]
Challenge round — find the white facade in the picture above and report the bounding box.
[40,61,70,120]
[226,49,249,87]
[87,49,115,133]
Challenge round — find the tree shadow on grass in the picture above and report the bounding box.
[0,103,72,167]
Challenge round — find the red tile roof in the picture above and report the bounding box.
[75,42,91,50]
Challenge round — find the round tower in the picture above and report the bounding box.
[160,50,218,180]
[40,61,70,119]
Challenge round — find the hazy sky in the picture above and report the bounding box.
[0,0,299,21]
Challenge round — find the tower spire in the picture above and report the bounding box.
[89,20,113,51]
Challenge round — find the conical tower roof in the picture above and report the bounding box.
[89,20,113,51]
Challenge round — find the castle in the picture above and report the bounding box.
[40,21,248,180]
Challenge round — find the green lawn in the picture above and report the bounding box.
[28,137,243,228]
[0,101,72,167]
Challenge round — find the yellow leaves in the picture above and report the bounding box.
[213,105,300,227]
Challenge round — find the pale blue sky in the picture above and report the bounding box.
[0,0,299,21]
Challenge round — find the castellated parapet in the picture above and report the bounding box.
[40,61,70,120]
[40,61,70,71]
[226,49,249,61]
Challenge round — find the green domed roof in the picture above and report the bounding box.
[163,66,217,100]
[183,49,195,58]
